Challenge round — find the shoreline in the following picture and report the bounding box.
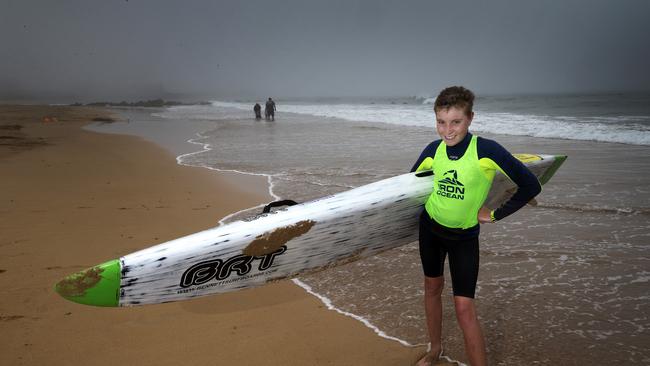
[92,108,432,348]
[95,108,447,353]
[0,105,434,365]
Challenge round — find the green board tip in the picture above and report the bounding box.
[55,259,121,307]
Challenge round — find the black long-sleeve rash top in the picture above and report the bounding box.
[411,133,541,225]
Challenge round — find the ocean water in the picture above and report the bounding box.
[92,94,650,365]
[207,94,650,145]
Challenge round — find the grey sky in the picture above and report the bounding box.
[2,0,649,102]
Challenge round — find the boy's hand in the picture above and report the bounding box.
[478,206,494,224]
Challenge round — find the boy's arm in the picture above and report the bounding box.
[410,141,440,172]
[478,138,542,221]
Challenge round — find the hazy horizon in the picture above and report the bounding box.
[2,0,649,103]
[6,89,650,106]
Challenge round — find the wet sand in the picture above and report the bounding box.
[0,105,436,365]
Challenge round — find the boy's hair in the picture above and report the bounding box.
[434,86,475,117]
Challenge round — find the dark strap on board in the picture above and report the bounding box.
[262,199,299,214]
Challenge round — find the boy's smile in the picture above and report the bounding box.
[435,107,473,147]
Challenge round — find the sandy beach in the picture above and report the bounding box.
[0,105,436,365]
[4,102,648,365]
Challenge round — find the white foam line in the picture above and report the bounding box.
[293,279,466,365]
[176,132,281,226]
[292,278,418,347]
[177,129,466,365]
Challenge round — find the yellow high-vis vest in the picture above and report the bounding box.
[422,135,493,229]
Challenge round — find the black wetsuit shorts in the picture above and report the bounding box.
[418,210,480,298]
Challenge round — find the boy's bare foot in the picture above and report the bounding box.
[415,347,443,366]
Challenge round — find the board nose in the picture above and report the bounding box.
[55,259,121,307]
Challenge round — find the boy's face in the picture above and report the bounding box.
[435,106,473,147]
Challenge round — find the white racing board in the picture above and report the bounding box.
[55,154,566,306]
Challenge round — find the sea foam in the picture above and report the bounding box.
[205,99,650,146]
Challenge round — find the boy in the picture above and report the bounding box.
[412,86,541,365]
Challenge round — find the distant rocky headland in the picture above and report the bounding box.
[71,99,211,108]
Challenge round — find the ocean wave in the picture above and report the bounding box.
[152,104,249,121]
[474,113,650,145]
[151,100,650,146]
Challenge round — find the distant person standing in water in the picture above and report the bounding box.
[265,97,276,121]
[254,103,262,120]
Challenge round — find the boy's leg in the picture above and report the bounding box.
[454,296,487,366]
[417,276,444,366]
[417,212,446,365]
[447,234,484,364]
